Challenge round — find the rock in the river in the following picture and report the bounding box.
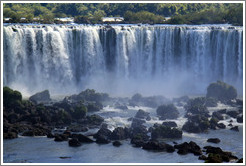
[96,135,110,144]
[110,127,128,140]
[142,140,167,151]
[72,134,94,143]
[237,115,243,123]
[54,134,68,142]
[156,104,179,120]
[174,141,202,156]
[206,81,237,103]
[135,109,150,120]
[207,138,221,144]
[212,112,224,120]
[29,90,51,104]
[227,110,240,118]
[151,124,182,139]
[112,141,122,147]
[68,138,81,147]
[230,126,239,132]
[162,121,177,127]
[3,131,18,139]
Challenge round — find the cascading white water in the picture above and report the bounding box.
[3,24,243,96]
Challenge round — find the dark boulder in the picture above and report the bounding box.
[130,135,146,147]
[165,144,175,153]
[3,131,18,139]
[237,115,243,123]
[204,146,238,162]
[205,97,218,107]
[184,97,209,116]
[212,112,224,120]
[86,114,104,126]
[93,128,112,139]
[131,118,145,128]
[174,141,202,156]
[227,110,240,118]
[207,138,221,144]
[217,123,226,129]
[218,109,227,114]
[156,104,179,120]
[151,125,182,140]
[54,134,68,142]
[68,138,81,147]
[237,158,243,163]
[162,121,177,128]
[87,102,103,112]
[110,127,128,140]
[67,125,88,132]
[182,115,210,133]
[142,140,166,151]
[135,109,150,120]
[96,135,110,144]
[206,81,237,103]
[29,90,51,104]
[230,126,239,132]
[72,134,94,143]
[112,141,122,147]
[47,132,54,138]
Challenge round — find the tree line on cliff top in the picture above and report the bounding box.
[3,3,243,25]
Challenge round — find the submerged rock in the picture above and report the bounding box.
[207,138,221,144]
[151,124,182,139]
[68,138,81,147]
[174,141,202,156]
[112,140,122,147]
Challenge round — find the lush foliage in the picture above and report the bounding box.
[3,3,243,25]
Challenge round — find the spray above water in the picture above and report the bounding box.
[3,25,243,97]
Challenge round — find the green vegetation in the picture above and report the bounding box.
[3,3,243,25]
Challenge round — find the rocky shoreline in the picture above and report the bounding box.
[3,81,243,163]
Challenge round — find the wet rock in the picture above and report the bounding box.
[135,109,150,120]
[47,132,54,138]
[174,141,202,156]
[29,90,51,104]
[96,135,110,144]
[156,104,179,120]
[166,144,175,153]
[237,158,243,163]
[110,127,128,140]
[184,97,209,117]
[112,141,122,147]
[217,123,226,129]
[93,128,112,140]
[54,134,68,142]
[204,146,238,162]
[228,123,233,127]
[3,131,18,139]
[207,138,221,144]
[87,102,103,112]
[131,118,145,128]
[162,121,177,128]
[183,115,210,133]
[205,97,218,107]
[72,134,94,143]
[199,155,208,160]
[227,111,239,118]
[212,112,224,120]
[151,125,182,139]
[86,114,104,126]
[237,115,243,123]
[206,81,237,103]
[67,125,88,132]
[230,126,239,132]
[217,109,226,114]
[142,140,166,151]
[68,138,81,147]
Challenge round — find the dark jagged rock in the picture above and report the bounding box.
[230,126,239,132]
[206,81,237,103]
[199,155,208,160]
[72,134,94,143]
[212,112,224,120]
[87,102,103,112]
[85,114,104,126]
[135,109,150,120]
[217,123,226,129]
[204,146,238,162]
[227,110,240,118]
[237,115,243,123]
[29,90,51,104]
[3,131,18,139]
[112,141,122,147]
[162,121,177,127]
[184,97,209,117]
[218,109,227,114]
[142,140,166,151]
[47,132,54,138]
[68,138,81,147]
[131,118,145,128]
[237,158,243,163]
[182,115,210,133]
[207,138,221,144]
[130,135,146,147]
[96,135,110,144]
[110,127,128,140]
[205,97,218,107]
[151,125,182,140]
[54,134,68,142]
[174,141,202,156]
[67,125,88,132]
[93,127,112,140]
[156,104,179,120]
[166,144,175,153]
[209,118,219,130]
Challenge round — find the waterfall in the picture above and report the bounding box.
[3,24,243,96]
